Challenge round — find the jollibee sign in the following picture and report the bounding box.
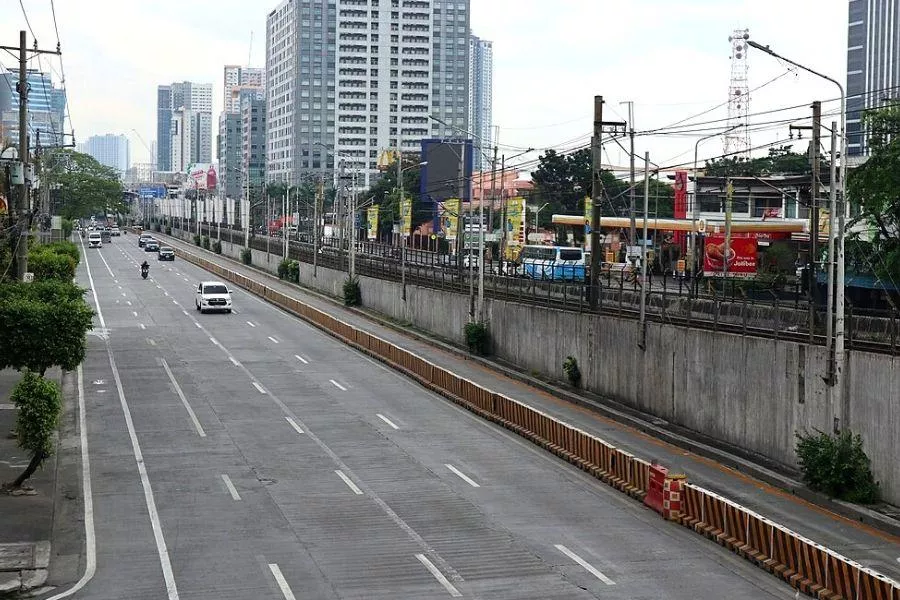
[703,235,757,278]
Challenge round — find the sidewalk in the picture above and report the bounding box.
[160,233,900,580]
[0,369,54,594]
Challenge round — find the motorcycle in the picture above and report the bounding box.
[140,265,149,280]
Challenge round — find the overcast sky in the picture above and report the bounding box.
[1,0,847,173]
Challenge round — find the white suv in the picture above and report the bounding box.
[195,281,233,314]
[87,232,102,248]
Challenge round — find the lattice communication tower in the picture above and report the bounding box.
[725,29,751,158]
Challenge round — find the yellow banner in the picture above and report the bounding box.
[366,206,379,240]
[504,197,526,250]
[818,207,830,237]
[584,196,592,231]
[440,198,460,240]
[400,197,412,235]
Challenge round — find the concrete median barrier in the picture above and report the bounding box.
[175,246,899,600]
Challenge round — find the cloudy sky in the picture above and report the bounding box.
[2,0,847,173]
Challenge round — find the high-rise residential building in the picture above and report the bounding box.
[156,81,213,171]
[846,0,900,158]
[218,112,243,199]
[468,34,493,170]
[0,68,66,149]
[265,0,471,188]
[171,107,195,173]
[265,0,336,185]
[156,86,173,170]
[241,95,267,194]
[430,2,472,141]
[83,133,131,174]
[224,65,265,112]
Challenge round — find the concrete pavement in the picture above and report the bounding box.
[48,232,802,598]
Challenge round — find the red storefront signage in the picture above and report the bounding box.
[703,234,757,278]
[673,170,688,247]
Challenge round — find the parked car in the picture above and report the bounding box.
[139,233,153,247]
[144,239,160,252]
[195,281,233,314]
[157,246,175,261]
[87,232,102,248]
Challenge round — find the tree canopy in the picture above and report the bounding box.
[847,105,900,288]
[704,145,812,177]
[362,153,424,237]
[42,149,125,219]
[530,148,675,230]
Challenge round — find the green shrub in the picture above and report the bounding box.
[201,236,211,250]
[193,234,202,246]
[464,321,490,355]
[154,222,161,232]
[287,260,300,283]
[342,277,361,306]
[8,371,63,488]
[213,241,222,254]
[165,226,172,235]
[241,247,252,265]
[563,356,581,387]
[277,259,291,279]
[795,429,879,504]
[28,248,76,282]
[45,241,80,265]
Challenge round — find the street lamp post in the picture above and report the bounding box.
[398,157,427,301]
[748,39,847,431]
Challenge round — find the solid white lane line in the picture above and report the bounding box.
[267,564,297,600]
[229,356,241,367]
[44,366,97,600]
[220,474,241,501]
[139,323,146,330]
[246,320,256,327]
[555,544,615,585]
[377,414,399,430]
[329,379,347,391]
[415,554,462,597]
[268,336,279,344]
[335,470,363,495]
[294,354,309,364]
[445,464,480,488]
[161,359,206,438]
[252,381,267,394]
[285,417,304,435]
[194,322,202,329]
[181,310,189,316]
[209,336,219,346]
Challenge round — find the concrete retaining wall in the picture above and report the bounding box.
[174,231,900,505]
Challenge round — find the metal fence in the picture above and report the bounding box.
[182,222,900,355]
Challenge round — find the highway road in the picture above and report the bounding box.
[65,234,795,599]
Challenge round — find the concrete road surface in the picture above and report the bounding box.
[59,235,795,599]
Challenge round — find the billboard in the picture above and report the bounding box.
[366,206,379,240]
[420,139,474,206]
[703,235,758,278]
[399,197,412,236]
[187,164,218,190]
[439,198,461,240]
[504,197,526,258]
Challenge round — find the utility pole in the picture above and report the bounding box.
[16,31,30,280]
[723,178,733,278]
[639,152,650,349]
[825,121,837,385]
[589,96,604,309]
[809,100,822,341]
[313,176,321,277]
[624,101,637,250]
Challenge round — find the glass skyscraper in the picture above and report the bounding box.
[846,0,900,157]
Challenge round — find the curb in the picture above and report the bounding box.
[158,231,900,539]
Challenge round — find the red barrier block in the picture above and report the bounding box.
[643,463,668,516]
